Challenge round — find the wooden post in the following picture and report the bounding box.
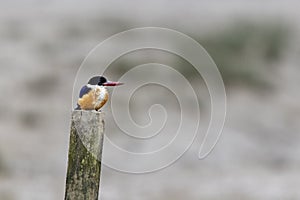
[64,110,104,200]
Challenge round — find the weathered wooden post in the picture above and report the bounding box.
[64,110,104,200]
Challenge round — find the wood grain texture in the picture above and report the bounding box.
[65,110,104,200]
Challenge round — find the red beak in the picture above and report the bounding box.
[103,81,124,86]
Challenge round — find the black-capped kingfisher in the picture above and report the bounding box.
[75,76,123,111]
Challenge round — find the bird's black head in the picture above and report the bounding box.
[88,76,107,86]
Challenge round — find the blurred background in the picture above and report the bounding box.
[1,0,300,199]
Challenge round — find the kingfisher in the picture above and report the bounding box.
[75,76,123,111]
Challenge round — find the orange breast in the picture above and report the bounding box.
[78,90,96,110]
[78,87,108,111]
[95,92,108,111]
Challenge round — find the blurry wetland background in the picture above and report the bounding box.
[1,0,300,200]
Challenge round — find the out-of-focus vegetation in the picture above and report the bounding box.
[0,153,6,175]
[1,1,299,198]
[6,16,290,90]
[105,20,291,89]
[200,21,290,87]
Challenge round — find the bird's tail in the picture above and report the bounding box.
[74,104,81,110]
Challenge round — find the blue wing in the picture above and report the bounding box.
[75,85,92,110]
[79,85,91,98]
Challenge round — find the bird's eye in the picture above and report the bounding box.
[100,77,107,83]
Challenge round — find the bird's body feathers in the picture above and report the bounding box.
[77,84,108,111]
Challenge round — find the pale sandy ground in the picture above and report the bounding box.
[0,1,300,200]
